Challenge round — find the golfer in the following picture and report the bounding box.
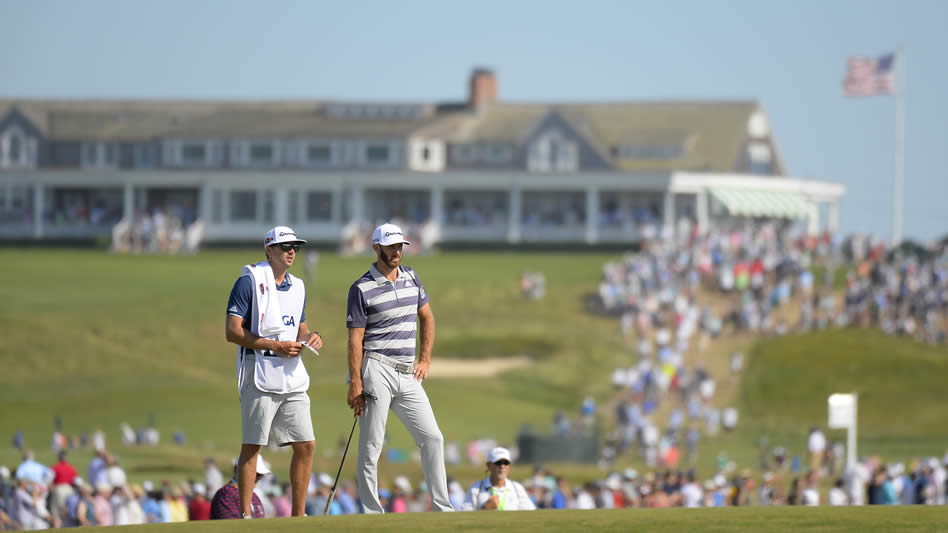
[225,226,322,518]
[346,223,453,513]
[463,447,535,511]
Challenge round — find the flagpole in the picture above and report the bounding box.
[893,47,904,246]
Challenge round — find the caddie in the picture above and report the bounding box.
[225,225,322,518]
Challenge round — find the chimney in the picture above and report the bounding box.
[468,68,498,110]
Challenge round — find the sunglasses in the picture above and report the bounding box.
[277,243,301,252]
[492,460,511,466]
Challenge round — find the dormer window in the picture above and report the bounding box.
[746,141,773,175]
[0,125,38,169]
[528,129,577,172]
[9,136,20,161]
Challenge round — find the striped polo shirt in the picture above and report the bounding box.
[346,264,429,363]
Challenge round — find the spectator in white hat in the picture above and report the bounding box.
[463,447,535,511]
[210,456,270,519]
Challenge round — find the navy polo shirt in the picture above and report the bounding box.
[226,274,307,329]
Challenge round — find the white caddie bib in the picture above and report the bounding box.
[239,264,310,394]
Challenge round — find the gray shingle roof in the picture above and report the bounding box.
[1,98,766,173]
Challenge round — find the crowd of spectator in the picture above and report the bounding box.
[833,235,947,344]
[595,223,946,471]
[3,443,946,529]
[111,206,201,255]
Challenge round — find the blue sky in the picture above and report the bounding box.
[3,0,946,242]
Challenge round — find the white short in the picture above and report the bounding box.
[239,357,315,446]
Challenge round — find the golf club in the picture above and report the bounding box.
[324,390,376,515]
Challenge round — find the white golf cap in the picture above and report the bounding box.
[372,223,411,246]
[264,226,307,248]
[255,457,271,475]
[394,475,412,492]
[487,447,512,464]
[318,473,333,487]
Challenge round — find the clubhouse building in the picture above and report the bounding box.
[0,69,843,247]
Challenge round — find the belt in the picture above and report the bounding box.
[243,348,280,358]
[365,352,414,374]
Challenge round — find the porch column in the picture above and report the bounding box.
[807,201,820,235]
[585,185,599,244]
[123,182,135,222]
[431,186,444,224]
[507,187,521,243]
[828,200,840,234]
[331,185,345,225]
[33,182,44,239]
[696,189,709,235]
[663,191,675,234]
[351,185,364,224]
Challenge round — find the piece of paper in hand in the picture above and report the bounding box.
[300,341,319,356]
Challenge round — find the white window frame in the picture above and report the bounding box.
[408,139,444,172]
[181,141,210,166]
[360,141,399,168]
[747,141,773,175]
[365,143,392,165]
[164,139,219,167]
[0,126,38,169]
[298,140,336,168]
[133,143,157,168]
[305,190,333,221]
[231,139,281,168]
[228,189,258,222]
[528,129,578,172]
[80,141,119,169]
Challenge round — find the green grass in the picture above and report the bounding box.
[72,506,948,533]
[1,250,945,491]
[0,250,627,484]
[734,328,948,465]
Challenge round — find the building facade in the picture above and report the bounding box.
[0,69,843,246]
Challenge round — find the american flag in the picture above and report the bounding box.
[842,53,896,97]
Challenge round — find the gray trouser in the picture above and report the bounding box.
[356,357,453,513]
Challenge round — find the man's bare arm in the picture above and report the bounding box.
[347,327,366,415]
[414,302,435,381]
[225,315,301,357]
[296,322,323,350]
